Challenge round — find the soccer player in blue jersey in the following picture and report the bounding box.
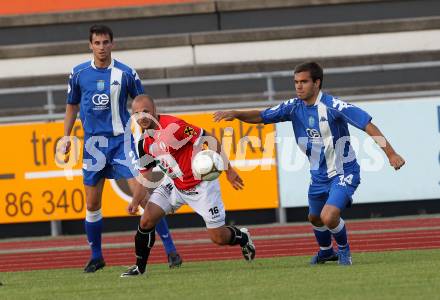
[62,25,181,272]
[214,61,405,265]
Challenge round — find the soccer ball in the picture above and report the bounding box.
[192,149,224,181]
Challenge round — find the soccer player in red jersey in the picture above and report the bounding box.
[121,95,256,277]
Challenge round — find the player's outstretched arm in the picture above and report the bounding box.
[365,122,405,170]
[213,110,263,124]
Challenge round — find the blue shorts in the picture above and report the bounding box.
[308,172,360,217]
[82,135,138,186]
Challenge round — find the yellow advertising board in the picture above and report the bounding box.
[0,112,278,224]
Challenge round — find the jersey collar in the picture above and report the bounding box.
[313,90,323,106]
[91,58,115,70]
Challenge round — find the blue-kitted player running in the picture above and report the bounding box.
[214,61,405,265]
[62,25,181,272]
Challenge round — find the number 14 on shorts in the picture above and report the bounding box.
[338,174,353,186]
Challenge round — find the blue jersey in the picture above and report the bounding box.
[261,91,372,183]
[67,59,144,136]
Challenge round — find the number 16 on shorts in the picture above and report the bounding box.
[209,206,219,216]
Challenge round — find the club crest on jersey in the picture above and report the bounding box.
[308,116,315,127]
[97,80,105,91]
[184,126,196,136]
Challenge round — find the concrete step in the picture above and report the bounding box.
[2,16,440,59]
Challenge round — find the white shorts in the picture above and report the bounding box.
[149,176,226,229]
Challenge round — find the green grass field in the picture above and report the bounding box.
[1,249,439,300]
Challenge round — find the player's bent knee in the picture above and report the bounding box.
[320,212,339,228]
[139,202,166,230]
[139,215,156,230]
[308,214,323,226]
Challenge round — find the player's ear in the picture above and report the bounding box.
[89,42,93,51]
[152,104,157,118]
[315,79,321,89]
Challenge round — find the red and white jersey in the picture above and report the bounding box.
[137,114,203,190]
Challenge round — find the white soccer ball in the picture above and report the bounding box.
[192,149,225,181]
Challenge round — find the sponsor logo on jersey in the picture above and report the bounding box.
[111,80,120,86]
[96,80,105,91]
[92,93,110,110]
[306,128,323,144]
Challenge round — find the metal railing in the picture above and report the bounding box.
[1,60,440,124]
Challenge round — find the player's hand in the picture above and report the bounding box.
[388,153,405,170]
[213,111,236,122]
[57,137,72,163]
[226,167,244,190]
[127,201,139,215]
[63,140,71,163]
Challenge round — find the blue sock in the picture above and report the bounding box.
[329,218,349,250]
[85,209,103,260]
[155,217,177,254]
[313,225,334,257]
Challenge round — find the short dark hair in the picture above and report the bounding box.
[89,25,113,42]
[294,61,323,89]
